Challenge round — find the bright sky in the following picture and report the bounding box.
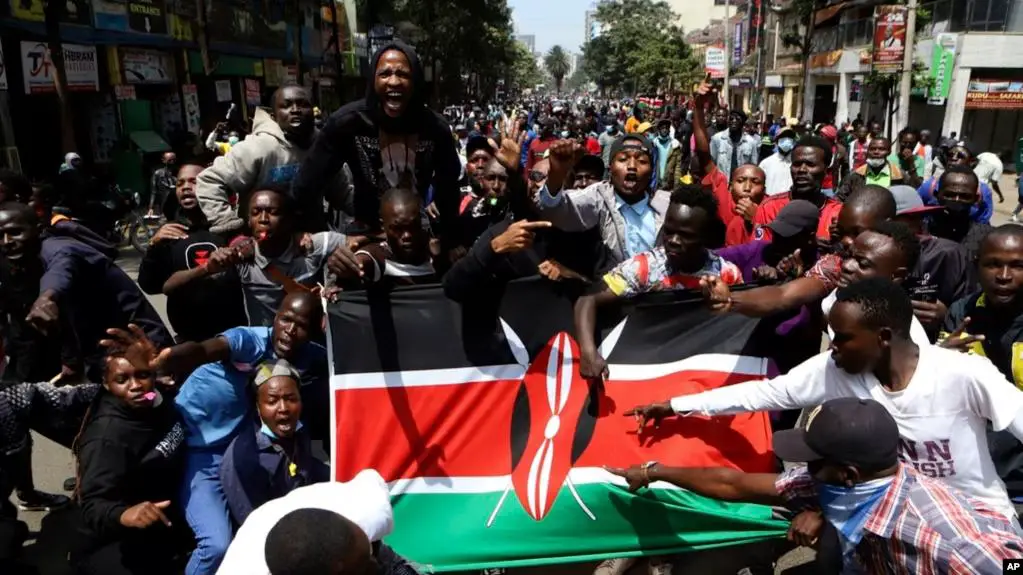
[508,0,590,54]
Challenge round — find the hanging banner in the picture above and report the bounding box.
[732,23,744,66]
[128,0,168,35]
[705,47,726,79]
[244,78,261,107]
[20,41,99,95]
[872,5,907,74]
[746,0,763,56]
[182,84,201,135]
[965,80,1023,111]
[0,42,7,91]
[928,33,958,105]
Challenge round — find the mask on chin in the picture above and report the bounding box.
[865,157,886,169]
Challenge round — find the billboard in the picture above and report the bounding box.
[871,5,907,74]
[965,80,1023,110]
[705,47,726,79]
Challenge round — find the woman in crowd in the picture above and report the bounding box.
[72,326,187,575]
[219,360,328,526]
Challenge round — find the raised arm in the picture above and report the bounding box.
[606,464,782,506]
[701,274,831,318]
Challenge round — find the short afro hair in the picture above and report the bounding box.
[980,224,1023,258]
[669,182,719,220]
[835,276,914,339]
[265,508,357,575]
[0,170,32,204]
[793,135,833,166]
[845,184,897,220]
[939,164,980,189]
[868,220,921,270]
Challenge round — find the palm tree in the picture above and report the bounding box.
[544,45,571,94]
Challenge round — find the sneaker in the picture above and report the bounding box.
[594,558,637,575]
[62,477,77,492]
[16,490,70,512]
[479,570,507,575]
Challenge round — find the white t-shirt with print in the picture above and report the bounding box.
[669,344,1023,519]
[822,290,931,345]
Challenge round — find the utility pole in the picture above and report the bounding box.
[896,0,918,134]
[723,0,731,102]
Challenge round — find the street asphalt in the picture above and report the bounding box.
[13,175,1019,573]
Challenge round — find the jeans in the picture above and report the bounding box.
[181,447,232,575]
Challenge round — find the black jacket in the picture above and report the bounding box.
[76,392,185,553]
[291,40,460,238]
[137,223,247,343]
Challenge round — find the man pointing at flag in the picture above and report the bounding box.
[626,277,1023,522]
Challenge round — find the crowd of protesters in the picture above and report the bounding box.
[0,37,1021,575]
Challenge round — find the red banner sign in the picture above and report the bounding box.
[872,5,907,74]
[965,80,1023,110]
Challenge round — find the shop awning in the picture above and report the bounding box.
[129,131,171,153]
[815,1,850,25]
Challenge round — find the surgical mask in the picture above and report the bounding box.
[606,125,615,133]
[777,138,795,153]
[228,136,240,145]
[561,130,570,138]
[260,420,303,440]
[865,157,886,169]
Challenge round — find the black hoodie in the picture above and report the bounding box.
[75,392,186,558]
[291,40,460,238]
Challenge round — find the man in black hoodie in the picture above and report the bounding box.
[137,157,248,343]
[290,40,460,245]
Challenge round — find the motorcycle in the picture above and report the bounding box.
[71,185,157,254]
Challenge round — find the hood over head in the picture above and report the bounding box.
[365,39,427,134]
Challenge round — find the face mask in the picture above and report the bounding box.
[942,201,973,220]
[606,125,615,133]
[561,130,570,138]
[228,136,240,145]
[816,477,893,565]
[865,157,886,169]
[260,420,303,440]
[777,138,795,153]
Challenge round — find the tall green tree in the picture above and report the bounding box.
[510,41,543,92]
[581,0,701,95]
[544,46,572,94]
[780,0,824,120]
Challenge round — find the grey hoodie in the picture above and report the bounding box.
[196,108,314,234]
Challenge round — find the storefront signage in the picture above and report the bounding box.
[215,79,233,102]
[10,0,92,25]
[20,41,99,94]
[810,50,842,70]
[965,80,1023,110]
[128,0,168,35]
[182,84,201,135]
[705,47,726,79]
[244,78,261,107]
[0,42,7,91]
[928,33,958,105]
[115,84,137,100]
[732,23,743,66]
[872,5,907,74]
[121,49,174,84]
[765,75,783,89]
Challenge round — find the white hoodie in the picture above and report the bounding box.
[196,108,316,234]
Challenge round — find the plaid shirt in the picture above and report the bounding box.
[776,464,1023,574]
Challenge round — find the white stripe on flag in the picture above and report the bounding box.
[387,467,685,495]
[332,353,767,390]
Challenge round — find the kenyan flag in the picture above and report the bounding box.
[329,280,788,572]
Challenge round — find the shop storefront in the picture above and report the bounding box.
[186,51,265,133]
[961,73,1023,163]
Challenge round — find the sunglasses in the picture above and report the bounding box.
[528,170,548,182]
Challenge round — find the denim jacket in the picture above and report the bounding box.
[710,131,761,182]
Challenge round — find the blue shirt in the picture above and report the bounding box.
[174,326,325,448]
[615,194,658,258]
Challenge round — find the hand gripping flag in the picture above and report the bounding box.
[329,280,788,572]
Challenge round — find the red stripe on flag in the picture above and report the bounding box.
[333,379,520,482]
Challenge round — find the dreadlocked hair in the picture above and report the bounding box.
[71,347,127,503]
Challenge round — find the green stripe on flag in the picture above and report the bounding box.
[388,483,789,572]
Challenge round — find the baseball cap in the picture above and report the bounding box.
[773,397,899,471]
[776,127,797,141]
[890,185,942,216]
[608,134,655,162]
[637,121,653,134]
[765,199,819,238]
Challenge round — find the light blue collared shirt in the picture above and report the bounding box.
[614,194,657,258]
[538,184,658,258]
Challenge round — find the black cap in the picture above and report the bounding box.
[773,397,899,472]
[765,199,819,238]
[574,154,605,176]
[608,134,654,162]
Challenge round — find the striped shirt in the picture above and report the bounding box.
[776,464,1023,574]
